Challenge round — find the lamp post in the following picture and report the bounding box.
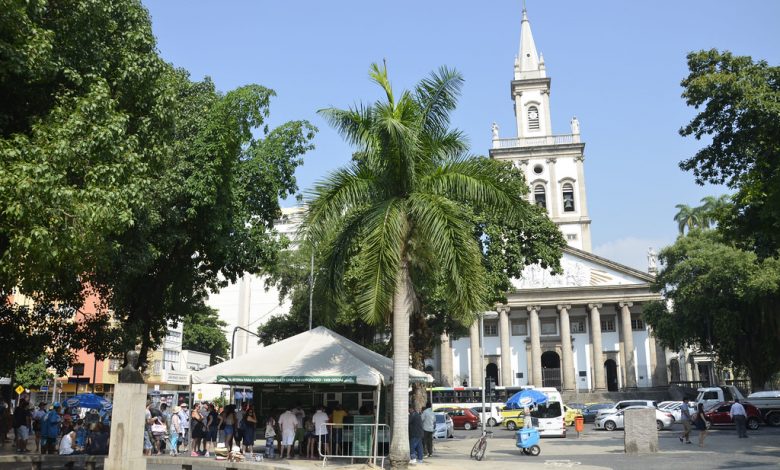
[479,312,486,434]
[230,326,262,405]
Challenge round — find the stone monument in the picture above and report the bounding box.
[105,350,148,470]
[623,407,658,454]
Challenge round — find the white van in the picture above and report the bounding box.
[469,403,504,427]
[529,387,566,438]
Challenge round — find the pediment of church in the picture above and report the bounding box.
[511,246,654,289]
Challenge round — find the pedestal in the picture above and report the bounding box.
[623,408,658,454]
[105,383,148,470]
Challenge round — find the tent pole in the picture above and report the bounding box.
[188,375,194,453]
[373,382,381,466]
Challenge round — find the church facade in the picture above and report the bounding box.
[435,8,669,392]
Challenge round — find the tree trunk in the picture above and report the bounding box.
[389,261,413,469]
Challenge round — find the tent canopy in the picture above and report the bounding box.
[192,326,433,387]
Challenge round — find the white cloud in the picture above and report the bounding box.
[593,236,672,272]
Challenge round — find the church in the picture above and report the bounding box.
[435,8,674,393]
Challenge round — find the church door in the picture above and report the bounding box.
[541,351,562,389]
[485,363,499,387]
[669,359,680,383]
[605,359,619,391]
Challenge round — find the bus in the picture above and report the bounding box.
[428,386,530,405]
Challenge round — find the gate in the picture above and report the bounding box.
[542,367,561,389]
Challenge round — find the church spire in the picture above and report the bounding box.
[515,6,545,80]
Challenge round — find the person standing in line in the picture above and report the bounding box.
[41,402,62,454]
[206,403,219,456]
[169,407,182,456]
[311,405,329,458]
[31,402,46,453]
[330,403,348,455]
[678,400,693,444]
[177,403,190,453]
[408,406,424,464]
[292,402,305,455]
[264,415,276,459]
[421,402,435,458]
[241,404,257,455]
[693,402,710,447]
[218,404,238,451]
[278,406,298,459]
[13,399,31,453]
[730,398,748,438]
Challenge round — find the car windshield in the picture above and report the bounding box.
[435,415,445,424]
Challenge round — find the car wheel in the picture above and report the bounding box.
[488,418,497,427]
[507,421,517,431]
[464,422,472,430]
[766,412,780,427]
[656,420,663,431]
[604,421,616,431]
[747,417,760,430]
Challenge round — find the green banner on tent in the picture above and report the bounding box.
[216,375,358,384]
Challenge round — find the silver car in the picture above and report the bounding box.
[433,412,454,439]
[595,406,674,431]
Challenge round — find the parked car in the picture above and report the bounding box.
[433,412,454,439]
[662,401,696,423]
[703,401,762,430]
[579,403,615,423]
[500,406,526,430]
[470,404,504,427]
[434,407,480,430]
[595,400,658,420]
[595,406,674,431]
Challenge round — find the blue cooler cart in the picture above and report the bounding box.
[515,428,541,456]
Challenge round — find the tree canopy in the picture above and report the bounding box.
[182,304,230,366]
[0,0,315,372]
[644,230,780,387]
[679,49,780,257]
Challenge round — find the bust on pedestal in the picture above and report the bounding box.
[105,350,148,470]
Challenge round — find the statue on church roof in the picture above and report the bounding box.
[647,247,658,274]
[570,116,580,135]
[491,122,499,140]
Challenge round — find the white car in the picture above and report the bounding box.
[662,401,696,423]
[433,412,454,439]
[595,400,658,420]
[470,404,504,427]
[595,406,674,431]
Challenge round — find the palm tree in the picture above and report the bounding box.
[303,63,530,468]
[674,203,700,234]
[698,194,731,228]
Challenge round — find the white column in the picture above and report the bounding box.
[469,321,482,387]
[558,304,575,391]
[619,302,637,388]
[547,158,559,219]
[439,333,453,386]
[574,155,592,252]
[527,306,542,387]
[498,306,512,387]
[589,303,606,390]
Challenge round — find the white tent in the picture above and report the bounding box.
[192,326,432,386]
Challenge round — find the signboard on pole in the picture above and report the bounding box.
[15,385,24,395]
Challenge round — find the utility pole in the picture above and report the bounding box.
[309,249,314,331]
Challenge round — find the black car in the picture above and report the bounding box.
[580,403,615,423]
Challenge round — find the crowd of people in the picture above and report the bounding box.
[0,399,110,456]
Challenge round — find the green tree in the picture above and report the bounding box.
[304,63,555,468]
[679,50,780,257]
[673,204,701,235]
[182,304,230,365]
[14,356,53,390]
[0,0,316,371]
[644,230,780,388]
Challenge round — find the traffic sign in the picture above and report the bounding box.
[15,385,24,395]
[40,386,49,392]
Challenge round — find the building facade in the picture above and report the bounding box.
[437,8,668,392]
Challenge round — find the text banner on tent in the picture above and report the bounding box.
[217,375,358,384]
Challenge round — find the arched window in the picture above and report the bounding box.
[527,106,540,131]
[534,184,546,208]
[562,183,575,212]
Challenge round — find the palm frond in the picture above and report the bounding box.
[369,62,394,107]
[317,105,375,150]
[415,66,464,135]
[353,198,407,325]
[408,193,487,319]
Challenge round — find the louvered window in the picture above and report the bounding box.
[528,106,540,130]
[534,185,546,208]
[562,183,575,212]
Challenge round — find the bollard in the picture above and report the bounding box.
[574,416,584,438]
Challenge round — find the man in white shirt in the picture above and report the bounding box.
[59,431,76,455]
[278,407,298,459]
[730,399,748,438]
[311,406,329,457]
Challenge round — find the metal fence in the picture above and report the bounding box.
[318,422,389,467]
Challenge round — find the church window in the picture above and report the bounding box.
[540,318,558,335]
[631,318,645,331]
[534,185,546,208]
[566,234,578,241]
[570,318,587,333]
[562,183,575,212]
[601,316,616,332]
[527,106,540,130]
[484,320,498,336]
[511,320,528,336]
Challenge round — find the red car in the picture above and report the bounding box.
[703,401,762,430]
[434,407,481,430]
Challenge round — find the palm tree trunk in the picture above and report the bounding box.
[389,259,413,468]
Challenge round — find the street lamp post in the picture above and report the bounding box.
[230,326,262,405]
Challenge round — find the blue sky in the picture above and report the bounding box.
[143,0,779,270]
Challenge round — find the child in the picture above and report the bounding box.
[264,416,276,459]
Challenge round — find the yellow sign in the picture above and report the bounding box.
[94,384,104,393]
[15,385,24,395]
[197,392,203,400]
